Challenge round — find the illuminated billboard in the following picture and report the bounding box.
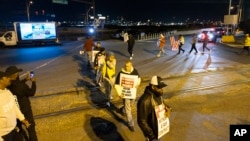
[52,0,68,4]
[18,22,57,40]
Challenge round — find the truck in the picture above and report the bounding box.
[0,22,60,47]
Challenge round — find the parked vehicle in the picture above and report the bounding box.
[0,22,60,47]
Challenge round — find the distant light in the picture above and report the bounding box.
[98,16,106,20]
[88,28,94,34]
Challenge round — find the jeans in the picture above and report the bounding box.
[122,98,135,127]
[103,77,115,101]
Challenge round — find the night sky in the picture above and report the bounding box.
[0,0,241,22]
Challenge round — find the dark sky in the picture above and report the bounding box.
[0,0,241,22]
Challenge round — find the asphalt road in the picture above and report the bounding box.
[1,34,250,141]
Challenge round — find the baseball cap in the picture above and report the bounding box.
[0,71,8,79]
[5,66,23,75]
[150,75,167,88]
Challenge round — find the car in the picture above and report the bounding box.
[197,30,216,42]
[212,27,226,37]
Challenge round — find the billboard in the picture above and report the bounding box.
[16,22,57,41]
[52,0,68,4]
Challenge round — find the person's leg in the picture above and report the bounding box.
[86,51,92,65]
[189,45,194,53]
[124,99,135,128]
[103,78,111,102]
[128,46,132,56]
[25,112,38,141]
[157,48,161,57]
[2,128,18,141]
[202,43,205,52]
[194,46,198,53]
[161,48,166,55]
[177,46,181,54]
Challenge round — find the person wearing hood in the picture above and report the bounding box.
[115,60,141,132]
[102,52,117,107]
[137,75,172,141]
[5,66,37,141]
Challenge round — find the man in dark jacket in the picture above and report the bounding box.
[137,75,171,141]
[127,34,135,60]
[6,66,38,141]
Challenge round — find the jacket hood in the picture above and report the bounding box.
[121,67,134,74]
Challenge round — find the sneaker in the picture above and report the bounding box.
[129,57,132,60]
[128,126,135,132]
[106,102,110,107]
[132,54,134,57]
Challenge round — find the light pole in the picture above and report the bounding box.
[26,0,33,22]
[228,0,232,15]
[86,6,94,25]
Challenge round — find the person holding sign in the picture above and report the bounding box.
[94,47,106,86]
[115,60,141,132]
[137,76,172,141]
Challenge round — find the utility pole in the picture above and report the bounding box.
[71,0,95,19]
[26,0,33,22]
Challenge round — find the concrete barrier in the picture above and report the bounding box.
[221,35,235,43]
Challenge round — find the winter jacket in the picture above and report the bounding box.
[7,79,36,114]
[244,35,250,47]
[137,86,166,140]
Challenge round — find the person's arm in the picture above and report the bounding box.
[115,72,121,85]
[23,73,37,97]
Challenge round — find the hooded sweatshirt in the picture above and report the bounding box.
[0,88,25,140]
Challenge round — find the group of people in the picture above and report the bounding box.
[0,66,38,141]
[82,35,172,140]
[156,32,213,57]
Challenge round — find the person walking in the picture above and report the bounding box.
[93,41,102,51]
[202,32,211,54]
[94,47,106,86]
[5,66,38,141]
[156,33,166,57]
[102,52,116,107]
[240,34,250,55]
[137,75,172,141]
[177,34,185,54]
[82,35,95,66]
[127,34,135,60]
[189,34,198,54]
[115,60,141,132]
[0,71,30,141]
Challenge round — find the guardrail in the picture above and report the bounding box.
[136,29,201,41]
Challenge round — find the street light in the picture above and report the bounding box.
[26,0,33,22]
[86,6,94,25]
